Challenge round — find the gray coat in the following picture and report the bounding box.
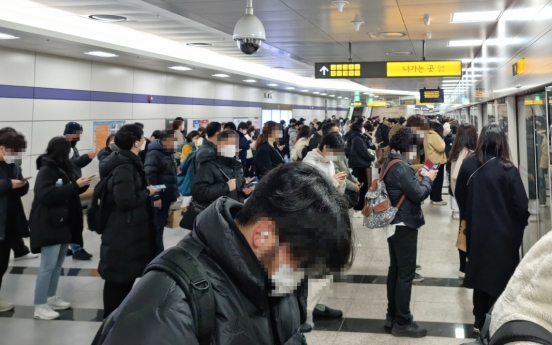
[334,159,358,191]
[70,145,92,178]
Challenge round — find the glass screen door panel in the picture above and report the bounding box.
[517,91,549,255]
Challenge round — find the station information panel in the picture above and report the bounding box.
[420,89,444,103]
[314,61,462,79]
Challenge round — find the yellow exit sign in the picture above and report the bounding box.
[387,61,462,77]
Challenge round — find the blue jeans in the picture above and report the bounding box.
[34,243,69,305]
[69,243,82,253]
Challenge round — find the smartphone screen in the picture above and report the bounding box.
[153,184,167,190]
[421,159,435,176]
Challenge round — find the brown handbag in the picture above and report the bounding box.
[456,220,467,252]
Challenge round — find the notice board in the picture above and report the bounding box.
[93,121,125,150]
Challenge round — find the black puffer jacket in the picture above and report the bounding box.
[96,198,306,345]
[348,131,375,169]
[29,157,87,253]
[383,153,433,229]
[97,147,112,164]
[191,156,246,208]
[144,140,178,203]
[0,162,29,240]
[98,150,156,283]
[254,141,284,180]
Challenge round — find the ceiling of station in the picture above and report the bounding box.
[0,0,519,100]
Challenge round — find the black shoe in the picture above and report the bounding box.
[392,321,428,338]
[66,249,73,256]
[312,306,343,319]
[384,315,395,334]
[72,249,93,261]
[413,273,424,283]
[473,316,484,334]
[300,323,312,333]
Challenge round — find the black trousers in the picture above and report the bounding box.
[245,158,255,178]
[459,250,467,273]
[0,236,10,290]
[352,167,371,211]
[103,280,135,319]
[473,289,497,328]
[11,237,30,258]
[386,226,418,325]
[430,164,445,202]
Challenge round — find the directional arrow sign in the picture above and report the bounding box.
[319,66,329,76]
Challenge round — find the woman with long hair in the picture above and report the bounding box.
[449,124,478,279]
[290,125,310,162]
[97,134,117,164]
[254,121,284,179]
[455,124,530,333]
[29,137,92,320]
[424,121,447,205]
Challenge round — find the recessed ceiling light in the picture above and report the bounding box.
[451,11,501,23]
[267,83,278,86]
[344,97,349,100]
[85,51,118,57]
[0,33,19,40]
[321,93,327,96]
[363,92,370,95]
[313,91,320,94]
[187,43,212,47]
[369,32,406,38]
[448,40,483,47]
[243,79,257,82]
[286,87,295,90]
[213,74,230,78]
[330,95,335,97]
[169,66,192,71]
[88,14,127,22]
[301,89,309,92]
[337,96,343,98]
[385,51,413,56]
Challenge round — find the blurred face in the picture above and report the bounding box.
[322,147,345,161]
[162,135,177,151]
[191,135,199,143]
[218,136,238,157]
[0,147,24,164]
[66,131,82,142]
[273,128,283,139]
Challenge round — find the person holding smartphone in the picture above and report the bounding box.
[98,124,158,319]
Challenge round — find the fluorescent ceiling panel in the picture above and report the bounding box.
[451,11,501,23]
[448,40,484,47]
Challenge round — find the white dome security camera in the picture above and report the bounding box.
[233,0,266,55]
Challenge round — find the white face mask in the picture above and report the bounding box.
[68,148,74,160]
[270,263,305,297]
[4,154,22,165]
[220,145,236,158]
[362,128,366,134]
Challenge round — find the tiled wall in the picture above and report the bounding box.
[0,46,346,185]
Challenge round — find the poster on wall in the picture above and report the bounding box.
[93,121,125,150]
[253,116,262,130]
[192,119,210,130]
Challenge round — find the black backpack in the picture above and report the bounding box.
[91,241,216,345]
[87,171,114,234]
[464,307,552,345]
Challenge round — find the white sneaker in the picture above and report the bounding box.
[47,296,71,310]
[14,252,39,261]
[458,271,466,279]
[353,211,364,218]
[431,201,447,206]
[452,211,460,220]
[529,215,538,222]
[34,304,60,320]
[0,298,14,312]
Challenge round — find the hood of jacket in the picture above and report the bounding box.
[99,149,143,179]
[192,197,269,307]
[147,139,174,155]
[36,155,63,171]
[382,120,393,128]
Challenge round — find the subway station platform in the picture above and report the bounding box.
[0,194,474,345]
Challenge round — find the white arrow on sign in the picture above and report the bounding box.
[319,66,329,75]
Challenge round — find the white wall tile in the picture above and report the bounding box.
[193,79,216,99]
[166,75,193,97]
[90,102,132,120]
[192,105,215,118]
[33,99,90,121]
[35,54,91,90]
[211,106,233,118]
[136,119,166,139]
[91,62,133,93]
[0,98,34,121]
[133,69,166,95]
[132,103,166,119]
[215,82,233,100]
[166,104,193,120]
[233,85,252,101]
[0,47,35,86]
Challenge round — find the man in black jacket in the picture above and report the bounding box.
[96,163,354,345]
[382,128,437,338]
[145,130,179,254]
[63,122,96,260]
[195,122,221,170]
[99,124,158,319]
[0,131,30,312]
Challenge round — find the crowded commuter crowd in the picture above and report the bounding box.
[0,112,548,344]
